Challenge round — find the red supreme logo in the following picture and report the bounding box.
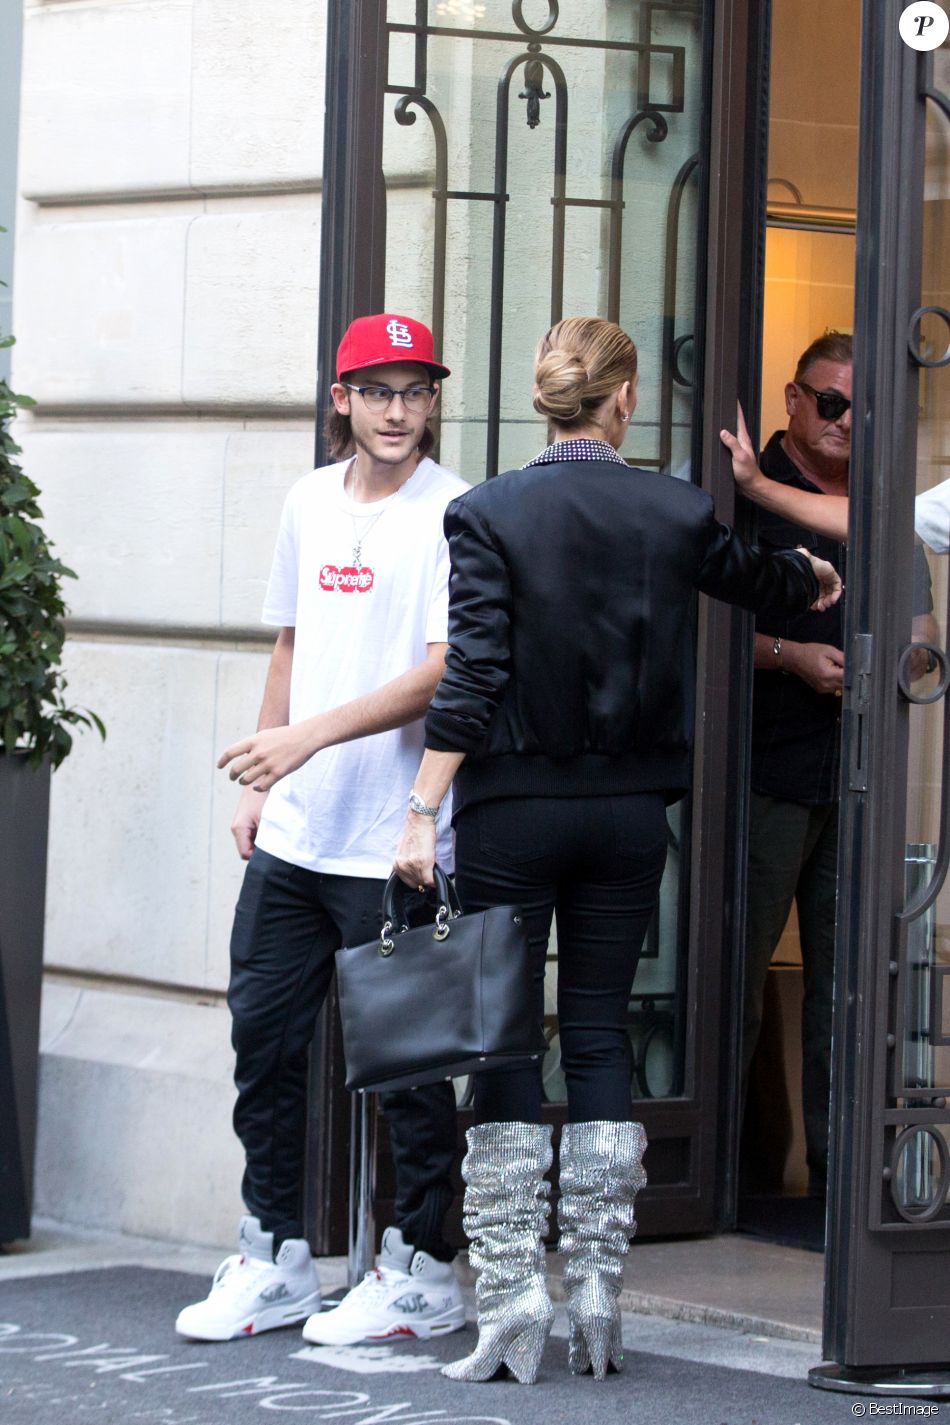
[319,565,375,594]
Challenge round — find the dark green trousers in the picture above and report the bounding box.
[742,792,839,1194]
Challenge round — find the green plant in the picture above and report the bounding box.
[0,337,105,767]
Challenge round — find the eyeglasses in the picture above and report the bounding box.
[342,382,437,413]
[797,381,851,422]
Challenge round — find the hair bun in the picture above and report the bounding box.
[532,317,638,431]
[533,349,589,422]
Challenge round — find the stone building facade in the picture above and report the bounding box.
[14,0,334,1247]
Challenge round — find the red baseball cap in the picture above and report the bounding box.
[335,313,450,381]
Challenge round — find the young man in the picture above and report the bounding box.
[176,314,467,1346]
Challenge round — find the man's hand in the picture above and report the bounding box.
[797,548,842,612]
[782,640,845,694]
[218,721,322,792]
[394,813,438,891]
[720,403,767,496]
[231,786,268,860]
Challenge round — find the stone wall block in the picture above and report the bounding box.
[220,428,315,628]
[13,203,322,411]
[190,0,326,189]
[44,642,218,987]
[36,985,243,1246]
[13,216,189,406]
[19,424,231,627]
[19,0,193,200]
[182,204,321,408]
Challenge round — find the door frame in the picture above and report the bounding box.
[815,0,950,1390]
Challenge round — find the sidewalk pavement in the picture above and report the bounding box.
[7,1221,945,1422]
[0,1219,837,1414]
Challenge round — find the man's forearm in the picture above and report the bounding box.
[912,613,939,647]
[753,631,784,670]
[258,627,295,729]
[303,646,446,753]
[219,644,449,792]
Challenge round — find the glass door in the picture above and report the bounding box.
[379,0,707,1239]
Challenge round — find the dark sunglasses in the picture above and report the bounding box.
[797,381,851,422]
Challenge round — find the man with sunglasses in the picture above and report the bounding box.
[176,314,467,1346]
[736,333,934,1213]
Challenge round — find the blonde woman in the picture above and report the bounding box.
[395,317,840,1385]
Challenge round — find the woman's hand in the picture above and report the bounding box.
[394,813,438,890]
[218,721,322,792]
[798,548,843,612]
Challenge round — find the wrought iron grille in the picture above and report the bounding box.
[382,0,703,478]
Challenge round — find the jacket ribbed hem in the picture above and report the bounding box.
[450,751,688,817]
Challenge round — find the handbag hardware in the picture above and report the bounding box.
[378,865,461,955]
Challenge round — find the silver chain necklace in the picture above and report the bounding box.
[349,507,387,565]
[344,459,408,564]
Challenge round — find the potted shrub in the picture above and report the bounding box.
[0,331,103,1241]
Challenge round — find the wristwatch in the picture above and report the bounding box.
[408,790,440,818]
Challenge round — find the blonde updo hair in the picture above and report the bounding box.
[533,317,638,428]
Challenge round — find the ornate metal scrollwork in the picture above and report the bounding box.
[519,57,551,128]
[512,0,559,37]
[385,1,698,476]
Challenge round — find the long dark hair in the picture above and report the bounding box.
[324,404,436,463]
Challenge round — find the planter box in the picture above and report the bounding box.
[0,752,51,1241]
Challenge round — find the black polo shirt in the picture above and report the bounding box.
[751,432,847,805]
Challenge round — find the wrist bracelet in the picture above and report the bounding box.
[408,790,440,818]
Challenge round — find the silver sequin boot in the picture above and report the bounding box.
[557,1120,646,1379]
[443,1121,554,1385]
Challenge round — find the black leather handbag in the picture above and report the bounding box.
[336,865,547,1092]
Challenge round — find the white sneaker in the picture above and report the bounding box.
[175,1215,321,1341]
[302,1226,465,1346]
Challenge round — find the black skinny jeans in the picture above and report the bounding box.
[228,849,457,1258]
[453,793,669,1125]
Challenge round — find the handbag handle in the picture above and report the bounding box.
[379,865,463,955]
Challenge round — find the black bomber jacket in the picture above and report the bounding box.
[424,454,821,813]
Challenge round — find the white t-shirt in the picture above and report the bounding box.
[915,478,950,555]
[255,455,467,877]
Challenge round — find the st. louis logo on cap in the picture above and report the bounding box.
[335,313,451,380]
[386,319,413,348]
